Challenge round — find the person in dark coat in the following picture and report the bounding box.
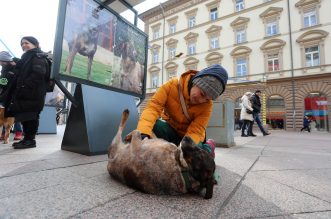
[300,116,312,132]
[249,90,270,136]
[6,36,50,149]
[0,51,24,141]
[0,51,17,104]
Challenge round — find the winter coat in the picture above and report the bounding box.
[250,94,261,113]
[137,70,214,144]
[0,63,17,102]
[240,92,254,121]
[6,48,49,121]
[303,117,311,126]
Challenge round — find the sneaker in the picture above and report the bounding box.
[13,139,36,149]
[206,139,215,158]
[14,131,23,141]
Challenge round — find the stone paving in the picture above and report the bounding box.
[0,126,331,219]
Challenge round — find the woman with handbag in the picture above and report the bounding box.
[135,64,228,158]
[240,92,254,137]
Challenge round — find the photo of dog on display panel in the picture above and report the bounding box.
[59,0,146,96]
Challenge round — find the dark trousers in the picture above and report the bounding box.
[21,119,39,140]
[152,119,182,146]
[152,119,212,154]
[251,112,267,134]
[301,125,311,132]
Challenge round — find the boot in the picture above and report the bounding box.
[14,131,23,141]
[0,133,4,141]
[13,139,36,149]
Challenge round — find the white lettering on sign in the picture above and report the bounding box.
[316,101,327,106]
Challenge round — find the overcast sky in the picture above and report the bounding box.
[0,0,167,58]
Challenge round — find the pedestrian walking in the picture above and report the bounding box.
[249,90,270,136]
[240,92,254,137]
[300,115,312,132]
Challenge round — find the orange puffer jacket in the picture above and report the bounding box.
[137,70,213,144]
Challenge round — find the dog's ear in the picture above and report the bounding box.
[176,146,188,169]
[180,136,195,150]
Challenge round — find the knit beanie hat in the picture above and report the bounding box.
[191,64,228,99]
[21,36,39,47]
[0,51,13,62]
[192,76,224,100]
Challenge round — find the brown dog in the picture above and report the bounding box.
[0,108,15,144]
[107,109,216,199]
[64,24,99,80]
[120,41,144,93]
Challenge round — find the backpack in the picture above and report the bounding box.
[36,52,55,92]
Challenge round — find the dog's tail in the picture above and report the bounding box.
[108,109,129,157]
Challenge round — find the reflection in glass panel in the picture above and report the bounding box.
[304,92,329,132]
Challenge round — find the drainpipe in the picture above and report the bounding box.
[160,2,165,85]
[287,0,296,130]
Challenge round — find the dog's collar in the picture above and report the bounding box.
[181,170,192,191]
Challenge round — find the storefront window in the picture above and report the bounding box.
[304,92,328,132]
[267,95,285,129]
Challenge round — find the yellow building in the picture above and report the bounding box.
[139,0,331,132]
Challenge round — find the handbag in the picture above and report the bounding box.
[246,109,253,114]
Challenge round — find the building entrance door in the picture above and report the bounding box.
[267,95,285,129]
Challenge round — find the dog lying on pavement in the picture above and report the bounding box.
[107,109,216,199]
[0,108,15,144]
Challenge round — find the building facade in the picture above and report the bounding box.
[139,0,331,132]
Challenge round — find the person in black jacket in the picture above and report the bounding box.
[0,51,24,141]
[0,51,17,105]
[249,90,270,136]
[6,36,50,149]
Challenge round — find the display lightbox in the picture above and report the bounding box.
[52,0,148,98]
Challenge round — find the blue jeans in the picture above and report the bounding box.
[1,122,23,135]
[252,113,267,134]
[14,122,23,132]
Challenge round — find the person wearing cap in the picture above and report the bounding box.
[0,51,17,104]
[6,36,50,149]
[0,51,24,141]
[249,90,270,136]
[135,64,228,158]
